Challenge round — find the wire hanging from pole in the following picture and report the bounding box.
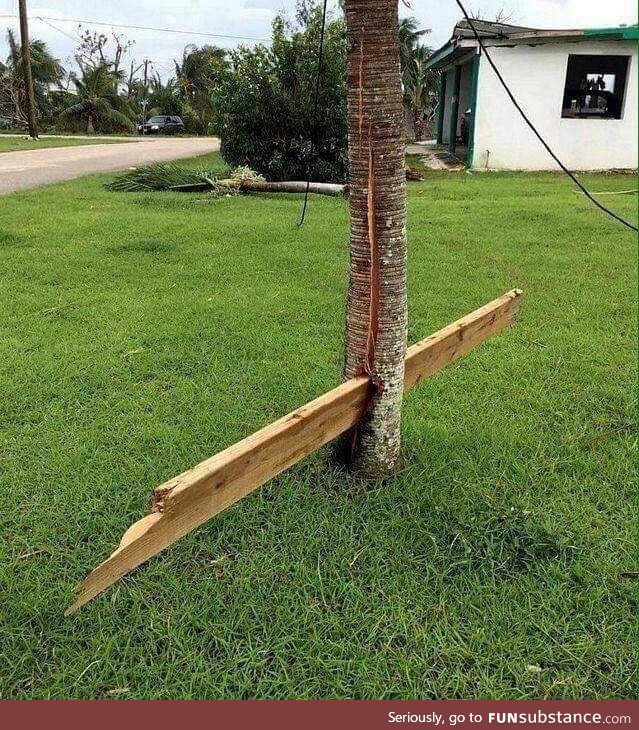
[298,0,329,227]
[454,0,637,233]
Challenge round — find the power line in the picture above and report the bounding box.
[35,16,79,43]
[298,0,329,227]
[0,13,269,42]
[454,0,638,233]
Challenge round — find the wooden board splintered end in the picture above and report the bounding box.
[66,288,523,615]
[65,376,370,615]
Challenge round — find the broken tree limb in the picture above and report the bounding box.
[66,289,523,615]
[241,180,347,196]
[170,179,347,196]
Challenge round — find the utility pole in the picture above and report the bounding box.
[18,0,38,139]
[140,98,148,135]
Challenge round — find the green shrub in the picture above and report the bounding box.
[214,8,347,183]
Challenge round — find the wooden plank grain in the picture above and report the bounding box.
[404,288,522,389]
[65,377,370,614]
[66,289,522,614]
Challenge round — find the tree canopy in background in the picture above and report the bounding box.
[58,64,134,134]
[0,27,231,135]
[0,2,433,150]
[214,7,347,182]
[175,45,229,135]
[398,18,436,141]
[0,29,64,126]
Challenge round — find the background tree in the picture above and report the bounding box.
[214,8,347,182]
[74,28,135,74]
[470,6,515,23]
[0,30,63,126]
[403,44,437,140]
[341,0,407,474]
[175,44,229,134]
[58,63,134,134]
[147,75,182,117]
[398,16,428,83]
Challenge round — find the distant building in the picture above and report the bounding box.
[426,20,639,170]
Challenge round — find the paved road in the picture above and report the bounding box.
[0,136,220,194]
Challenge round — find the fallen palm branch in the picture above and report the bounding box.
[66,289,522,614]
[105,162,426,198]
[173,179,347,196]
[105,162,222,192]
[572,189,638,196]
[106,163,347,197]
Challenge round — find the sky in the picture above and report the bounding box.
[0,0,637,79]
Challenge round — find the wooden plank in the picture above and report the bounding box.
[66,288,522,614]
[404,288,522,389]
[65,377,369,615]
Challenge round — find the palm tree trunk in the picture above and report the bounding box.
[340,0,407,475]
[413,107,425,142]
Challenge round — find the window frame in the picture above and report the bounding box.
[561,53,631,120]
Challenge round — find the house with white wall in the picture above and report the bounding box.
[426,20,639,170]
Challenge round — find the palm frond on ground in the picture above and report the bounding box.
[106,163,268,197]
[105,162,229,192]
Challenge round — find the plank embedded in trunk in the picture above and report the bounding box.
[66,289,522,614]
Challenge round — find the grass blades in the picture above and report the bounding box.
[0,152,636,699]
[0,136,130,153]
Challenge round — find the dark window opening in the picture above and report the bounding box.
[562,54,630,119]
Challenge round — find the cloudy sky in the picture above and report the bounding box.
[0,0,636,78]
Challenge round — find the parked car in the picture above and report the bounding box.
[0,117,15,129]
[138,115,185,135]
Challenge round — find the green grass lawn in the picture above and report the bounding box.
[0,153,636,699]
[0,136,133,153]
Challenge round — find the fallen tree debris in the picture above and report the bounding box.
[170,179,347,197]
[106,163,346,197]
[66,289,523,615]
[572,189,638,196]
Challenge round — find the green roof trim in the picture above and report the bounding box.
[584,25,639,40]
[424,42,455,70]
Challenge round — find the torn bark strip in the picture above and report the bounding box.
[365,128,380,378]
[358,33,364,140]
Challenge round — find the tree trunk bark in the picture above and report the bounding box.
[340,0,408,475]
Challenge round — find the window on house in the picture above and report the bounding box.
[562,54,630,119]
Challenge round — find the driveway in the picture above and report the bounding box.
[0,136,220,194]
